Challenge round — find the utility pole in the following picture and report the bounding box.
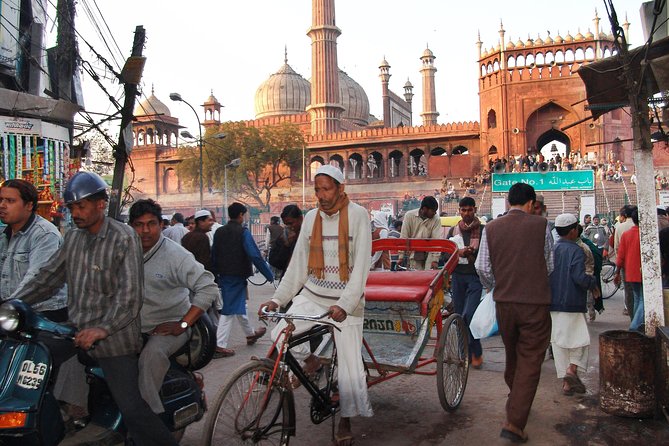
[56,0,76,102]
[613,8,664,334]
[108,26,146,219]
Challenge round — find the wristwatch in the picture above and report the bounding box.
[180,320,189,329]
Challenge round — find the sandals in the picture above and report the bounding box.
[563,373,586,394]
[500,427,528,443]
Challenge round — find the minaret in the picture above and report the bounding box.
[403,78,414,126]
[476,30,483,60]
[420,45,439,126]
[306,0,344,135]
[593,9,602,59]
[379,57,391,127]
[498,20,506,69]
[202,89,222,129]
[622,14,630,44]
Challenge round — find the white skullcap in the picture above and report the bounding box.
[554,213,578,228]
[315,164,345,184]
[194,209,212,220]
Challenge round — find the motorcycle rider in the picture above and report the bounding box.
[128,199,219,414]
[9,171,178,446]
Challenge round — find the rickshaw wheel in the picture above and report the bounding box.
[436,313,469,412]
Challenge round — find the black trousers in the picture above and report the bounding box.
[41,337,178,446]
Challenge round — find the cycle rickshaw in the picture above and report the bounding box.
[203,238,468,444]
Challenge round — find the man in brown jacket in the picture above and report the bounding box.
[475,182,554,443]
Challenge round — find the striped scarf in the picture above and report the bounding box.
[308,193,350,282]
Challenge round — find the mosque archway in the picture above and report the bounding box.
[368,151,383,178]
[163,168,179,194]
[309,156,325,181]
[348,153,363,179]
[389,150,403,178]
[408,149,427,176]
[537,128,570,161]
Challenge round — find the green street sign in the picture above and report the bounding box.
[491,170,595,192]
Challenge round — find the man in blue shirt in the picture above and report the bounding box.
[211,202,273,357]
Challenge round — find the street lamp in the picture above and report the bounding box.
[224,158,242,219]
[170,92,204,209]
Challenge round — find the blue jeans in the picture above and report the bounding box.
[451,272,483,358]
[629,282,644,331]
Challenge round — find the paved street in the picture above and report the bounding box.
[181,282,668,446]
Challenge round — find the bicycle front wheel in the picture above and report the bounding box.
[203,360,293,445]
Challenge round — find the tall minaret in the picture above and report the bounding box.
[306,0,344,135]
[420,46,439,126]
[379,57,391,127]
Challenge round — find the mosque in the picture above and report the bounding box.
[128,0,635,218]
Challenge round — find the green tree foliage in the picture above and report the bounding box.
[176,121,305,209]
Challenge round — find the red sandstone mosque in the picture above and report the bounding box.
[128,0,636,218]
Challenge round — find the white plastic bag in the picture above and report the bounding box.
[470,288,498,339]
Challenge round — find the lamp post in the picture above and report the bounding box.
[224,158,241,218]
[170,92,204,209]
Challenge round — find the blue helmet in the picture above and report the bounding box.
[63,171,108,204]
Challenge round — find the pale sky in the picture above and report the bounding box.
[65,0,645,138]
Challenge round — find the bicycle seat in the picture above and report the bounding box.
[365,270,440,303]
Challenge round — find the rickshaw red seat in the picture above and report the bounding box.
[365,270,441,303]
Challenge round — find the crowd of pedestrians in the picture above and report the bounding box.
[0,166,653,445]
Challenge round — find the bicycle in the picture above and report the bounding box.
[600,259,620,299]
[203,307,340,445]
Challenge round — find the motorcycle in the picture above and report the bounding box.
[0,299,216,445]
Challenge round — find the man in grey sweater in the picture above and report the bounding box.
[128,199,219,414]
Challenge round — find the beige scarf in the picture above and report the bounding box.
[308,193,350,282]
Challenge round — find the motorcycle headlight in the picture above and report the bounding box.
[0,302,20,332]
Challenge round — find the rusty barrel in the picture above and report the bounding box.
[599,330,655,417]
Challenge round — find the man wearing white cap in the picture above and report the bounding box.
[550,213,597,396]
[259,164,373,445]
[182,209,215,273]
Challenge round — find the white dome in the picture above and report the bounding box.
[134,93,171,117]
[254,63,311,119]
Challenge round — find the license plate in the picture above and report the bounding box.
[16,360,47,390]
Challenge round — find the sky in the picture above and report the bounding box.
[62,0,646,138]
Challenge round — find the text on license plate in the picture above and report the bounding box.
[16,360,47,390]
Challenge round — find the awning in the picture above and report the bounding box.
[577,36,669,119]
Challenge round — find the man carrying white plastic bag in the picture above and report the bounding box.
[470,288,498,339]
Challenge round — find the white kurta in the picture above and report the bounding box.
[550,311,590,378]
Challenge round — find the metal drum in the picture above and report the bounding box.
[599,330,655,418]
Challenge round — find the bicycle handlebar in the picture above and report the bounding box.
[260,306,341,331]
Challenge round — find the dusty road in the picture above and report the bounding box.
[180,282,668,446]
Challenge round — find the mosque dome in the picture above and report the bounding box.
[254,62,370,126]
[585,29,594,39]
[506,41,515,50]
[338,69,370,127]
[564,31,574,42]
[575,30,585,41]
[554,33,564,44]
[254,62,311,119]
[544,34,554,44]
[421,48,435,59]
[515,38,525,48]
[535,35,544,46]
[134,90,171,117]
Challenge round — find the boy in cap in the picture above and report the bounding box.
[549,213,597,395]
[182,209,215,273]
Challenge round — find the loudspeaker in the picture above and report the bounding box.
[538,162,549,173]
[512,127,520,134]
[493,162,506,174]
[588,122,596,129]
[547,60,557,67]
[528,62,537,69]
